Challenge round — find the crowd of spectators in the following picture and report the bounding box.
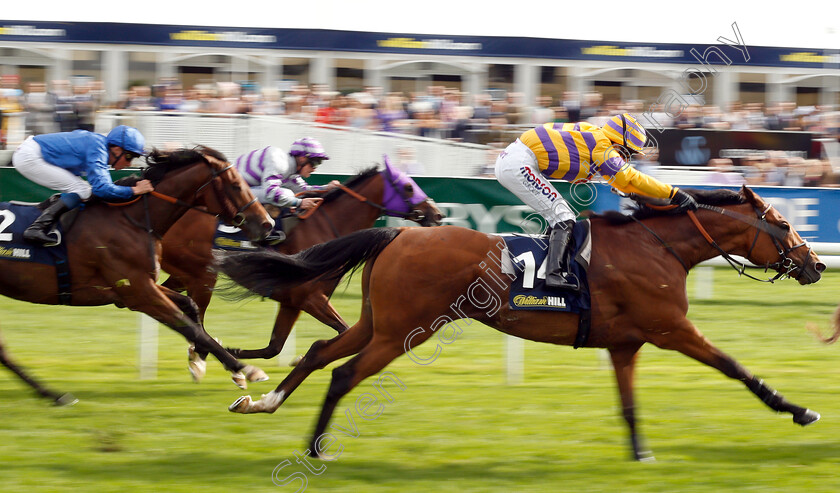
[1,75,838,185]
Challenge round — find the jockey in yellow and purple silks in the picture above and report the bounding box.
[495,113,698,290]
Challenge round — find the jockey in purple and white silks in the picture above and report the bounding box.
[234,137,339,243]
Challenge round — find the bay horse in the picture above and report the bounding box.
[159,161,443,383]
[216,186,825,461]
[0,146,274,404]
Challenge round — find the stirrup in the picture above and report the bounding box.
[23,228,60,247]
[260,231,286,246]
[545,272,580,291]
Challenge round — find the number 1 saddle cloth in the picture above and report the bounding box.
[497,219,592,347]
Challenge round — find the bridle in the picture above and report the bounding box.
[109,157,258,234]
[300,170,430,224]
[104,152,261,272]
[635,199,812,282]
[686,203,812,282]
[193,162,257,228]
[112,160,256,221]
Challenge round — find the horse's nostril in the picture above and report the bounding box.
[816,262,827,273]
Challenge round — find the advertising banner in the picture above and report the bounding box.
[3,168,839,243]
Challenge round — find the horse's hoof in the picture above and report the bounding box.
[794,409,820,426]
[188,345,206,383]
[289,355,303,367]
[635,450,655,462]
[229,395,252,413]
[231,372,248,390]
[244,365,269,383]
[54,393,78,406]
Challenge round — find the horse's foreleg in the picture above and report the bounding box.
[608,343,651,461]
[0,329,76,406]
[230,317,374,414]
[173,274,217,380]
[158,285,210,382]
[124,282,267,388]
[650,321,819,426]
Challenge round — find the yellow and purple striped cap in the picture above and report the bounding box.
[602,113,647,153]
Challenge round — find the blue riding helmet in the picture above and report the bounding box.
[106,125,146,156]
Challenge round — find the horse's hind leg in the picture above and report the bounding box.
[650,320,819,426]
[608,343,652,461]
[0,328,76,406]
[306,339,406,457]
[230,315,374,414]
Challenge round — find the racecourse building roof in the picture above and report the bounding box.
[0,20,838,69]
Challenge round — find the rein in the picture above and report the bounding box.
[637,200,809,282]
[686,204,809,282]
[295,178,423,223]
[107,160,256,238]
[336,183,421,219]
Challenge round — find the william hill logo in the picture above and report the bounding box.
[214,237,257,250]
[513,295,566,308]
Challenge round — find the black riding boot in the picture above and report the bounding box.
[23,199,70,246]
[545,219,579,291]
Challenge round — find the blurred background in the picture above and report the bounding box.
[0,9,839,241]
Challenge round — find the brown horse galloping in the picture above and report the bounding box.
[216,186,824,461]
[0,146,274,404]
[160,163,443,382]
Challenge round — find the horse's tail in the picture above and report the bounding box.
[807,304,840,345]
[214,227,402,299]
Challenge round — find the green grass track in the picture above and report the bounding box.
[1,268,839,492]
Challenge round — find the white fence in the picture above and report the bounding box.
[94,111,493,177]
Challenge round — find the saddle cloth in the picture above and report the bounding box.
[499,219,591,314]
[213,223,260,251]
[0,201,70,265]
[0,201,72,304]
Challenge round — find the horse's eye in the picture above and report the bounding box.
[780,222,791,231]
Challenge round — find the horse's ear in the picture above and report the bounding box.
[741,185,758,204]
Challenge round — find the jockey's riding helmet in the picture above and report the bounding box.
[106,125,146,156]
[601,113,647,153]
[289,137,330,166]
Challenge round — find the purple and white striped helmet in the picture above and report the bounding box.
[289,137,329,161]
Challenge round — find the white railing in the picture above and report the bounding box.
[94,110,493,177]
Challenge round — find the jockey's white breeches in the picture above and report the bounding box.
[494,139,576,228]
[12,136,92,200]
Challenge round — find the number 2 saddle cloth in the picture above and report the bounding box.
[0,201,72,303]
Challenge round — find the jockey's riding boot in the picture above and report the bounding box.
[23,199,71,247]
[545,219,579,291]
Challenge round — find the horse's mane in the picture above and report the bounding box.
[594,189,746,225]
[114,146,227,188]
[312,166,380,203]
